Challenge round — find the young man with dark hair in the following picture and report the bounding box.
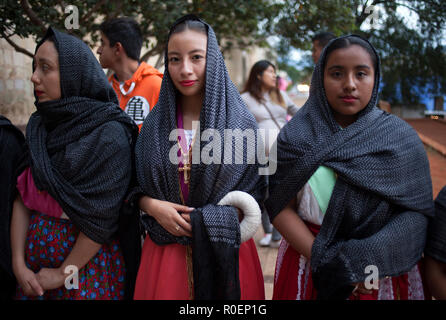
[311,32,335,64]
[98,17,163,130]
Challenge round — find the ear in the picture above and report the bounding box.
[114,42,123,56]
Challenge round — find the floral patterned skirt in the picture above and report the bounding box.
[15,212,125,300]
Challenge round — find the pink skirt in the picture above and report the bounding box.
[134,236,265,300]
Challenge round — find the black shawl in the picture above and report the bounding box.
[265,35,434,299]
[134,15,266,299]
[23,27,138,245]
[425,186,446,263]
[0,116,25,299]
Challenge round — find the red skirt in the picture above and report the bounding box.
[134,236,265,300]
[273,222,429,300]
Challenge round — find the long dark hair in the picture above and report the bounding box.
[242,60,284,106]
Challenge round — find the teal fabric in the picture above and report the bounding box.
[308,166,336,215]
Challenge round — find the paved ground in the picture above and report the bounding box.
[405,119,446,156]
[405,118,446,198]
[253,229,278,300]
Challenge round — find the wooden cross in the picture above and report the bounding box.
[179,162,191,184]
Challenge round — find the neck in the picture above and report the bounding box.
[261,86,271,95]
[180,93,203,130]
[113,58,140,82]
[333,111,357,128]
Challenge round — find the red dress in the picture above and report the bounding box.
[134,237,264,299]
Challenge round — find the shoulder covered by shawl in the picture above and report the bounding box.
[57,121,132,243]
[0,116,25,278]
[426,186,446,263]
[268,106,433,219]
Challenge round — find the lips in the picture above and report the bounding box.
[180,80,197,87]
[35,90,44,97]
[341,96,358,103]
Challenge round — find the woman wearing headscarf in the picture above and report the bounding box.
[132,15,266,300]
[10,27,138,300]
[241,60,299,248]
[266,35,434,300]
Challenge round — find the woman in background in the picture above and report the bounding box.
[241,60,299,248]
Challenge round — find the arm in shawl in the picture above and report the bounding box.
[424,186,446,300]
[188,161,266,300]
[0,121,25,280]
[425,186,446,263]
[54,121,132,244]
[310,181,429,300]
[425,255,446,299]
[314,210,427,299]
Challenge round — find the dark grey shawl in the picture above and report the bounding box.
[25,27,138,244]
[265,35,434,299]
[0,116,24,299]
[135,15,266,299]
[425,186,446,263]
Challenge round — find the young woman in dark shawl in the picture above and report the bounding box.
[425,185,446,299]
[265,35,434,300]
[132,15,266,300]
[10,27,138,300]
[0,116,25,300]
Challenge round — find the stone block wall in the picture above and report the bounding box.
[0,35,36,128]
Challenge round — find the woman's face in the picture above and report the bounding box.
[323,44,375,127]
[260,65,277,91]
[31,40,61,103]
[167,29,207,98]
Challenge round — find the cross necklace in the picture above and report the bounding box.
[177,129,197,184]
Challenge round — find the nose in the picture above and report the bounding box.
[180,59,193,76]
[344,73,356,92]
[97,46,102,55]
[30,70,39,85]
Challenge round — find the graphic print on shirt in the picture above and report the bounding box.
[124,96,150,125]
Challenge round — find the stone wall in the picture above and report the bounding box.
[0,35,36,128]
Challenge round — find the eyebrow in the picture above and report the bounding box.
[328,65,371,70]
[33,57,56,65]
[168,49,206,56]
